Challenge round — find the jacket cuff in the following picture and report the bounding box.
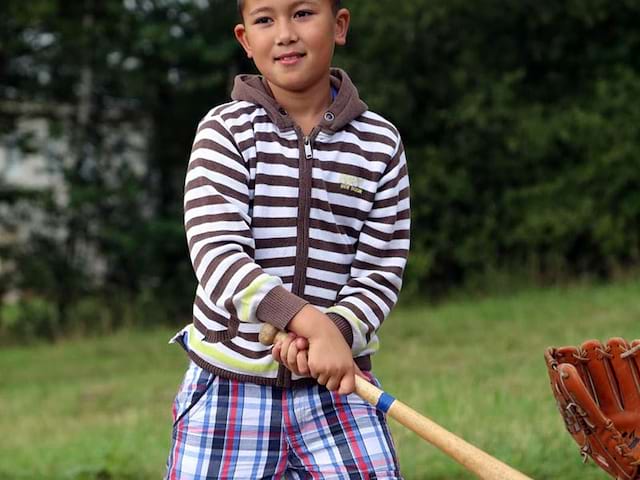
[256,285,309,331]
[327,312,354,347]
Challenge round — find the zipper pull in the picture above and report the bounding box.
[303,136,313,159]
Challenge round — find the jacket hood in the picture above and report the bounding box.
[230,68,368,132]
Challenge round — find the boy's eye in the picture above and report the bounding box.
[254,16,272,25]
[294,10,314,18]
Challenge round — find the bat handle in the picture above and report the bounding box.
[258,323,283,346]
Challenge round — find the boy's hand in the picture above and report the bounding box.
[272,332,310,376]
[288,305,357,395]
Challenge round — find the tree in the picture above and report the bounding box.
[337,0,640,295]
[0,0,245,335]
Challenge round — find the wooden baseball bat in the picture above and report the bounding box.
[259,323,532,480]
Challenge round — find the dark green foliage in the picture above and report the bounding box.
[0,0,241,337]
[1,0,639,339]
[337,0,640,296]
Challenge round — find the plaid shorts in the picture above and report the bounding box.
[165,361,402,479]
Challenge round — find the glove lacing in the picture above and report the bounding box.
[564,347,640,471]
[621,344,640,359]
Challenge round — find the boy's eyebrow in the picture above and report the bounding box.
[248,0,319,17]
[247,5,272,16]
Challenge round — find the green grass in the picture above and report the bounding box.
[1,277,639,479]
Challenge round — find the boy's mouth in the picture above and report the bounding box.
[274,52,306,65]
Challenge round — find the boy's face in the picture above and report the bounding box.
[234,0,349,95]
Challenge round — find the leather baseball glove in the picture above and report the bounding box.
[545,338,640,479]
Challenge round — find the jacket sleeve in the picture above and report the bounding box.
[324,140,411,355]
[184,111,308,330]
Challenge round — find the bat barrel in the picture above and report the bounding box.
[355,377,531,479]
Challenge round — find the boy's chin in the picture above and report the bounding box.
[265,73,329,94]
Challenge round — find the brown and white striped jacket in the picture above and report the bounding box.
[178,68,410,387]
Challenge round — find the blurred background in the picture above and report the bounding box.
[1,0,640,478]
[1,0,639,340]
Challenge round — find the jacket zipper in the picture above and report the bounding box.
[279,128,318,388]
[292,128,318,297]
[304,135,313,159]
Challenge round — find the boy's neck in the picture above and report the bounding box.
[266,75,333,136]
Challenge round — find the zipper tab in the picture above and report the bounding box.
[303,136,313,159]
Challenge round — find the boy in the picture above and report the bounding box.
[166,0,411,478]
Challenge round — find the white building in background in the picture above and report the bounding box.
[0,114,149,300]
[0,118,68,301]
[0,118,65,191]
[1,106,148,192]
[0,116,68,249]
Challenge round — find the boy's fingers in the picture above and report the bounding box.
[295,337,309,350]
[272,343,282,363]
[286,342,299,367]
[338,371,356,395]
[296,351,309,375]
[277,334,294,365]
[325,376,340,392]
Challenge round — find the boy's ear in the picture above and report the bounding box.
[334,8,350,46]
[234,23,253,58]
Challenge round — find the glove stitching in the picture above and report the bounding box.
[573,349,589,362]
[596,345,613,359]
[547,339,640,479]
[621,344,640,359]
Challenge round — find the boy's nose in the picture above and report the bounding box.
[276,22,298,45]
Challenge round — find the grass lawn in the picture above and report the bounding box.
[1,277,639,479]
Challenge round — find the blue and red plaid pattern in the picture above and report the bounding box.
[166,361,402,479]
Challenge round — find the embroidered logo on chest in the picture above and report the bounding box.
[338,174,363,195]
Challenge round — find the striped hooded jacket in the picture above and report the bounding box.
[178,68,411,387]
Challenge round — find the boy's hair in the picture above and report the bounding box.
[237,0,342,19]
